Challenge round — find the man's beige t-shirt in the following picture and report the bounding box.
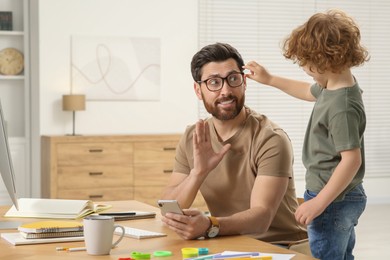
[174,108,307,242]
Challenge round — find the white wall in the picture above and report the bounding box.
[38,0,199,136]
[32,0,390,204]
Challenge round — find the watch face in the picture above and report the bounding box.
[0,48,24,76]
[207,226,219,238]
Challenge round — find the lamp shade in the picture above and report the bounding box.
[62,94,86,111]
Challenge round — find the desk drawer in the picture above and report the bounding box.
[56,142,133,166]
[133,141,177,164]
[134,163,172,186]
[134,186,163,206]
[58,165,133,189]
[57,187,134,201]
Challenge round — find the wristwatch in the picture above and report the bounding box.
[206,216,220,238]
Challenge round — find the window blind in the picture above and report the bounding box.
[198,0,390,179]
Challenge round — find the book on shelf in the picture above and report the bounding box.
[4,198,111,219]
[1,232,84,246]
[18,220,83,233]
[0,12,13,31]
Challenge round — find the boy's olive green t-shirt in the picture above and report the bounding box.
[303,83,366,200]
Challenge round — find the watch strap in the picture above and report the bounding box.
[208,216,219,227]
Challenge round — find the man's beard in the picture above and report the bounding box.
[202,93,245,121]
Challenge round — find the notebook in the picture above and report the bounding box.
[99,211,156,221]
[20,230,84,239]
[18,220,83,233]
[4,198,111,219]
[1,232,84,245]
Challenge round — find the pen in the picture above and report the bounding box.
[56,247,69,251]
[213,252,260,259]
[185,255,272,260]
[56,246,86,252]
[67,247,86,252]
[99,212,136,216]
[184,253,218,260]
[218,257,272,260]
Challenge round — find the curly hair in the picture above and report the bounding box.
[283,9,370,73]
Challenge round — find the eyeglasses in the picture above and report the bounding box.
[197,72,244,92]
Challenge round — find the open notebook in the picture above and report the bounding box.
[4,198,111,219]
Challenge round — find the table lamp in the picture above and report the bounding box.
[62,94,86,135]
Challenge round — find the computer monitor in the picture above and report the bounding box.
[0,100,20,229]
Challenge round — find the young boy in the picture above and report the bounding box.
[244,9,369,259]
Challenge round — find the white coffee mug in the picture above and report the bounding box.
[83,215,125,255]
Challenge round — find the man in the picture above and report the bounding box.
[161,43,307,243]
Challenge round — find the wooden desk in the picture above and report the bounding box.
[0,200,316,259]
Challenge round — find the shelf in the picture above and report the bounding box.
[0,31,24,36]
[0,75,25,80]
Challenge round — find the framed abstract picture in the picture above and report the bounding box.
[71,35,161,101]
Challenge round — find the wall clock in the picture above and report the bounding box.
[0,48,24,76]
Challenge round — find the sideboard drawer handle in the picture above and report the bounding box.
[89,195,103,199]
[89,172,103,176]
[89,149,103,153]
[163,147,175,151]
[163,169,173,173]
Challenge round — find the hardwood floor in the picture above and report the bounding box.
[354,203,390,259]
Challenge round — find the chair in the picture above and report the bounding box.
[287,198,312,256]
[287,238,312,256]
[272,198,312,256]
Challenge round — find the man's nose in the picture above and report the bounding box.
[219,80,232,95]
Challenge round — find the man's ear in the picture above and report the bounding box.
[194,82,203,100]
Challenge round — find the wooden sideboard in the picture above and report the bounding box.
[41,135,207,210]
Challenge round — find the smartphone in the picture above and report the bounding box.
[157,199,184,216]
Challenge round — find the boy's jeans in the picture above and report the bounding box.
[304,184,367,260]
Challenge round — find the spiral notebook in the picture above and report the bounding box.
[13,220,84,240]
[20,230,84,239]
[18,220,83,233]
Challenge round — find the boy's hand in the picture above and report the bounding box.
[243,61,273,85]
[295,198,326,225]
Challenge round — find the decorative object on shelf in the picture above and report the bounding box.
[0,48,24,75]
[0,12,12,31]
[62,94,86,136]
